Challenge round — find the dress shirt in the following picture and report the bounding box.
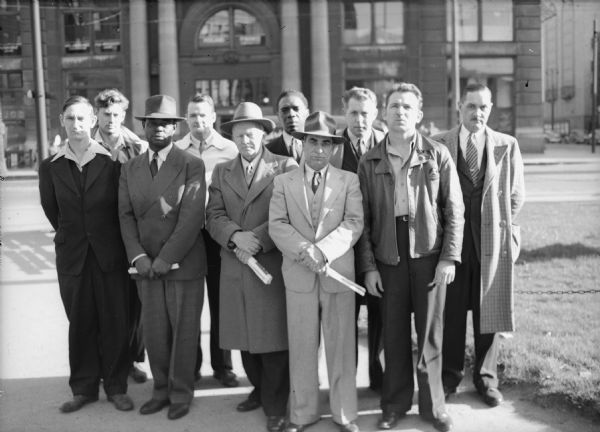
[240,149,262,184]
[347,129,372,156]
[51,139,111,171]
[386,136,415,217]
[459,125,485,169]
[304,163,328,191]
[147,143,173,171]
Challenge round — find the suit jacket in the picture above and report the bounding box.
[206,149,298,353]
[265,135,292,158]
[433,126,525,333]
[330,128,385,172]
[118,146,207,280]
[39,153,127,275]
[269,164,364,293]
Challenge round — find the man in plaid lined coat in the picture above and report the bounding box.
[433,83,525,407]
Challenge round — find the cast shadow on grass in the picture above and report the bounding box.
[517,242,600,264]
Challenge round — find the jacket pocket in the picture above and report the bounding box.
[511,223,521,262]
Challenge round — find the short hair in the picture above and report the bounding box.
[188,93,215,110]
[460,82,492,102]
[385,82,423,109]
[94,89,129,110]
[275,89,309,111]
[62,95,93,113]
[342,87,377,108]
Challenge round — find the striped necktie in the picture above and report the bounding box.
[465,133,479,184]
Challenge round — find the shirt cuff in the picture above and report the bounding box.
[131,253,147,265]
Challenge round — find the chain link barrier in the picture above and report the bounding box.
[515,289,600,295]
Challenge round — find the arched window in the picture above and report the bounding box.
[197,7,266,48]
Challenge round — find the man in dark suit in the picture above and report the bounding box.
[119,95,207,420]
[330,87,385,391]
[40,95,133,413]
[265,90,309,163]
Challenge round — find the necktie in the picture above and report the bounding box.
[356,139,364,158]
[150,153,159,178]
[311,171,321,193]
[245,163,254,185]
[292,138,303,163]
[465,133,479,184]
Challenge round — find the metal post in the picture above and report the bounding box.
[451,0,460,127]
[592,19,598,153]
[31,0,49,162]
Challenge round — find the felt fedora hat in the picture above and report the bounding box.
[135,94,185,121]
[220,102,275,135]
[291,111,345,144]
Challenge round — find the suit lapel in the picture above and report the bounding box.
[287,166,313,229]
[155,148,184,198]
[130,154,158,217]
[315,167,343,238]
[483,127,508,195]
[52,157,80,196]
[84,155,106,191]
[246,151,276,206]
[445,127,460,164]
[224,156,249,201]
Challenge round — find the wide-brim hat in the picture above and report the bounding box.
[135,95,185,121]
[291,111,345,144]
[220,102,275,135]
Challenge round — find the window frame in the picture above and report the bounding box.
[61,6,122,55]
[448,0,514,42]
[0,1,22,57]
[196,6,267,50]
[342,0,405,46]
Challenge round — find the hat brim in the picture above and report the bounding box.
[135,113,185,121]
[220,118,275,135]
[291,131,345,144]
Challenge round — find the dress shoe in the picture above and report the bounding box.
[443,385,457,399]
[139,398,170,415]
[214,369,239,387]
[167,402,190,420]
[431,412,453,432]
[107,393,134,411]
[336,421,359,432]
[284,423,307,432]
[477,384,503,407]
[237,398,261,412]
[59,394,98,413]
[377,411,404,430]
[129,364,147,383]
[266,415,286,432]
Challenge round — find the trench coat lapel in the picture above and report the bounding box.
[52,157,80,196]
[224,156,249,201]
[483,127,508,195]
[245,151,277,206]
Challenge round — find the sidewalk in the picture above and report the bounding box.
[2,143,599,182]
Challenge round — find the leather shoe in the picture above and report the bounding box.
[284,423,307,432]
[444,385,457,399]
[336,421,359,432]
[167,402,190,420]
[107,393,134,411]
[477,385,503,407]
[139,398,170,415]
[267,416,286,432]
[432,412,453,432]
[377,411,403,430]
[214,369,239,387]
[59,394,98,413]
[237,398,261,412]
[129,365,147,383]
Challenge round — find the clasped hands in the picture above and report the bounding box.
[231,231,261,264]
[298,244,327,274]
[134,256,171,279]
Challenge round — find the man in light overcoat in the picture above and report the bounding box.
[432,83,525,407]
[206,102,297,432]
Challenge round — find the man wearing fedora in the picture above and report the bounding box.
[118,95,207,420]
[206,102,297,432]
[269,111,364,432]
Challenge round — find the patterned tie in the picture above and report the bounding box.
[465,133,479,184]
[311,171,321,193]
[245,163,254,186]
[150,153,159,178]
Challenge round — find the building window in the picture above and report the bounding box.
[195,78,269,109]
[343,0,404,45]
[198,7,266,48]
[65,69,122,100]
[0,0,21,56]
[447,0,513,42]
[63,9,121,54]
[0,70,23,104]
[345,60,403,107]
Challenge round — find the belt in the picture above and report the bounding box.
[396,215,409,222]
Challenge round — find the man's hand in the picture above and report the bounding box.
[428,259,455,290]
[134,256,154,279]
[151,257,172,278]
[364,270,383,297]
[231,231,261,255]
[234,247,252,265]
[299,244,327,273]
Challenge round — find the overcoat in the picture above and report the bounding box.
[206,149,298,353]
[433,126,525,333]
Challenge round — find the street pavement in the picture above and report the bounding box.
[1,143,599,431]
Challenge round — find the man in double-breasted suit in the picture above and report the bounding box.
[269,111,364,432]
[119,95,207,420]
[432,83,525,407]
[207,102,297,432]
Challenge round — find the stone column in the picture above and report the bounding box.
[129,0,150,135]
[281,0,301,91]
[310,0,331,112]
[158,0,180,101]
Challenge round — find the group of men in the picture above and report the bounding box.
[40,81,525,432]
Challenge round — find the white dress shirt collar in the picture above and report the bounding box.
[148,143,173,170]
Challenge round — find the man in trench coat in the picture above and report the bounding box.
[206,102,297,432]
[432,83,525,407]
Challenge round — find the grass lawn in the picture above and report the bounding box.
[498,201,600,419]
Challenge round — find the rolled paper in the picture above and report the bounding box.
[234,248,273,285]
[324,266,366,296]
